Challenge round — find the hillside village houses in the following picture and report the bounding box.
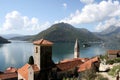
[107,50,120,59]
[0,39,100,80]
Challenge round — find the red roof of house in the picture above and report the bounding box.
[4,67,17,73]
[107,50,120,55]
[32,64,40,72]
[78,60,92,72]
[56,58,89,71]
[78,57,99,72]
[91,57,99,62]
[18,64,39,80]
[18,64,29,80]
[33,39,53,46]
[60,58,89,63]
[0,73,17,79]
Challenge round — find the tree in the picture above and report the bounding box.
[28,56,34,65]
[79,69,96,80]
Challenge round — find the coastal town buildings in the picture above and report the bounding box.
[18,39,55,80]
[107,50,120,59]
[0,67,17,80]
[0,39,100,80]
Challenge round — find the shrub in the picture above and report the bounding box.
[99,54,108,60]
[28,56,34,65]
[106,58,120,64]
[96,74,108,80]
[106,60,114,64]
[114,58,120,63]
[80,69,96,80]
[108,65,120,77]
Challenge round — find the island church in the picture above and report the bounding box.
[0,39,99,80]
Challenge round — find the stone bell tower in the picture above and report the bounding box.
[33,39,53,69]
[74,39,80,58]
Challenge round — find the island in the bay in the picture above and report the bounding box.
[0,36,10,44]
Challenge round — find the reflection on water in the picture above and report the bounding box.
[0,41,117,71]
[52,43,107,62]
[0,41,33,71]
[0,44,3,48]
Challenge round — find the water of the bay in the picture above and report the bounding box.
[0,40,117,71]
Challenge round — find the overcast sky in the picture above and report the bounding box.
[0,0,120,35]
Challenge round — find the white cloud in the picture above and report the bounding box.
[80,0,94,4]
[0,11,50,35]
[62,3,67,9]
[59,0,120,25]
[96,18,120,31]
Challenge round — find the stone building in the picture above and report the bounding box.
[0,39,100,80]
[17,39,100,80]
[0,67,18,80]
[18,39,55,80]
[107,50,120,59]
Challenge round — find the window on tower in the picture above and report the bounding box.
[36,47,38,53]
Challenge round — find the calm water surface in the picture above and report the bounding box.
[0,40,113,71]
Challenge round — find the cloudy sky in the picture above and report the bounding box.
[0,0,120,35]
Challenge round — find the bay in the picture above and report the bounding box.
[0,40,107,71]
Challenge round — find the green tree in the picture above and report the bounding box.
[28,56,34,65]
[96,74,108,80]
[80,69,96,80]
[108,65,120,77]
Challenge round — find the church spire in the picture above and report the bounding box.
[74,39,80,58]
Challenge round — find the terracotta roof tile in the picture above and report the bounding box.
[107,50,120,55]
[4,67,17,73]
[32,64,40,72]
[91,57,99,62]
[60,58,89,63]
[18,64,29,80]
[56,58,87,71]
[33,39,53,45]
[0,72,17,79]
[18,64,40,80]
[78,57,99,72]
[78,60,92,72]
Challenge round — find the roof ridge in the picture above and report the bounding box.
[40,39,44,44]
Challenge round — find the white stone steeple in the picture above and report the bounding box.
[74,39,79,58]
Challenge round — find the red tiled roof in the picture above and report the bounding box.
[107,50,120,55]
[60,58,89,63]
[78,57,99,72]
[78,60,92,72]
[56,58,88,71]
[18,64,40,80]
[32,64,40,72]
[91,57,99,62]
[33,39,53,45]
[0,73,17,79]
[4,67,17,73]
[18,64,29,80]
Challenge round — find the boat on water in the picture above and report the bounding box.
[82,43,91,48]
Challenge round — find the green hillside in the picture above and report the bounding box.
[0,36,10,44]
[29,23,101,42]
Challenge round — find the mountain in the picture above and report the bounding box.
[100,26,120,35]
[29,23,101,42]
[10,35,32,41]
[1,34,23,39]
[0,36,10,44]
[95,26,120,42]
